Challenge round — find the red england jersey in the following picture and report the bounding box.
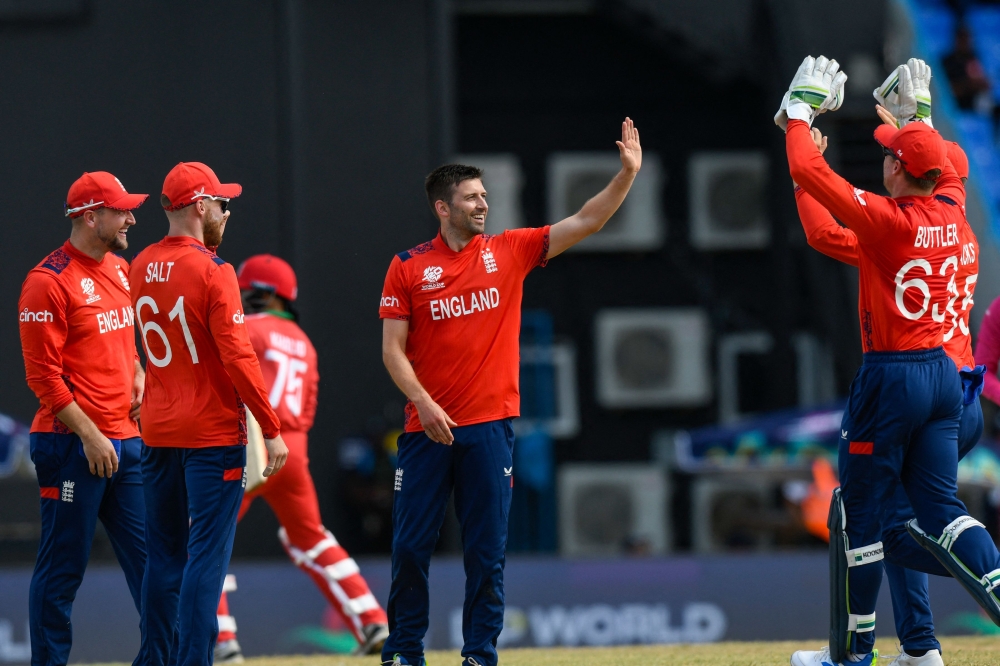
[787,120,970,354]
[245,312,318,434]
[19,241,139,438]
[130,236,281,447]
[379,227,549,432]
[795,140,978,368]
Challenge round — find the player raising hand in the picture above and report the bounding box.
[379,119,641,666]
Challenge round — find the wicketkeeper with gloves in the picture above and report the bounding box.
[776,55,1000,666]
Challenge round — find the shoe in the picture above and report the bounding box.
[214,639,244,664]
[790,646,877,666]
[884,650,944,666]
[354,623,390,656]
[382,654,426,666]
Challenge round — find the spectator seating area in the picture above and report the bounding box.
[911,1,1000,233]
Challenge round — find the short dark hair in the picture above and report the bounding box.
[424,164,483,212]
[903,167,942,192]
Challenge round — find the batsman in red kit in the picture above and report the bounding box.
[213,255,388,662]
[130,163,289,666]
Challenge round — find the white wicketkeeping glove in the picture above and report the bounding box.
[775,55,848,130]
[873,59,933,127]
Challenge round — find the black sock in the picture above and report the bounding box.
[907,649,929,658]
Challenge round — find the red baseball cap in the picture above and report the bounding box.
[161,162,242,210]
[236,254,298,301]
[65,172,148,218]
[874,122,948,180]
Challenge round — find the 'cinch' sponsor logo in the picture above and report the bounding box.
[20,309,53,323]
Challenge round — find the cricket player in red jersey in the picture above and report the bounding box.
[130,162,288,666]
[212,254,388,662]
[19,172,148,666]
[378,119,642,666]
[796,62,983,666]
[775,56,1000,666]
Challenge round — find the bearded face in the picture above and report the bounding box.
[94,208,133,251]
[201,199,228,248]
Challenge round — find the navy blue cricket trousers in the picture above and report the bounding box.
[839,349,1000,655]
[883,385,984,653]
[138,444,245,666]
[28,434,146,666]
[382,419,514,666]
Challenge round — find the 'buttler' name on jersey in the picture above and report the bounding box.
[379,227,549,433]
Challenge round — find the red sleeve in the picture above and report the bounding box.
[301,348,319,432]
[786,120,901,244]
[378,256,411,320]
[206,266,282,438]
[946,142,970,180]
[933,144,967,207]
[503,225,550,276]
[975,295,1000,406]
[795,187,860,266]
[19,272,75,415]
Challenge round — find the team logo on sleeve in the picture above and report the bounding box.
[80,278,101,304]
[482,248,498,274]
[421,266,445,291]
[115,265,131,291]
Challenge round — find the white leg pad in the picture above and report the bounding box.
[845,542,884,567]
[325,558,361,581]
[981,568,1000,593]
[847,612,875,633]
[938,515,985,551]
[346,593,380,615]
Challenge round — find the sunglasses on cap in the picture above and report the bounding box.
[192,194,229,213]
[882,146,897,159]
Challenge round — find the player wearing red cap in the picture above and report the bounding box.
[130,163,288,666]
[19,172,148,666]
[774,56,1000,666]
[212,255,388,662]
[797,73,984,664]
[379,119,642,666]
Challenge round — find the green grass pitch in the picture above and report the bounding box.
[84,637,1000,666]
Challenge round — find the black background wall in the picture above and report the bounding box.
[0,1,876,557]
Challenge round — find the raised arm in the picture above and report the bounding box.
[786,121,898,243]
[547,118,642,259]
[381,318,456,445]
[793,127,859,266]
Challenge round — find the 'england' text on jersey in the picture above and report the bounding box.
[429,288,500,321]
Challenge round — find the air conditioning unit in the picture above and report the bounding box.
[558,464,670,556]
[452,153,524,234]
[518,343,579,439]
[691,477,776,553]
[547,152,664,251]
[689,151,770,250]
[595,308,712,408]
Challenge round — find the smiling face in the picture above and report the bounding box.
[93,207,136,251]
[439,178,488,239]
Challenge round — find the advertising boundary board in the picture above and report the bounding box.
[0,553,992,662]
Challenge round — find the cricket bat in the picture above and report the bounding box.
[244,409,269,492]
